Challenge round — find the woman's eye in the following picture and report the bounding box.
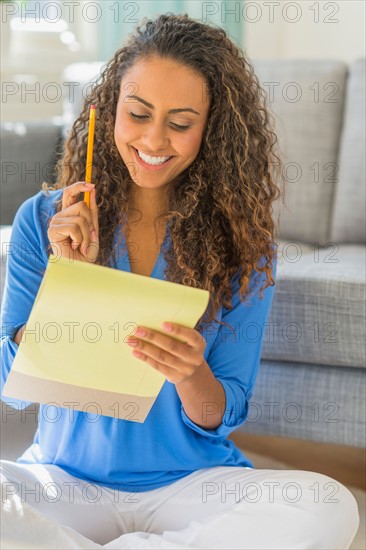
[128,112,191,131]
[129,112,148,120]
[172,123,191,131]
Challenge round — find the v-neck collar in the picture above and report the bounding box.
[113,221,170,279]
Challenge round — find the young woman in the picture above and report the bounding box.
[0,13,359,550]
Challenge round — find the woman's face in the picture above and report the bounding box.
[114,56,210,190]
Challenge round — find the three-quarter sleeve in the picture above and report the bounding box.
[1,193,50,409]
[181,247,278,438]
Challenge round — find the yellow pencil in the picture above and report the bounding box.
[84,104,96,208]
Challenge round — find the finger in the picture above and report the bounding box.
[50,214,93,246]
[48,222,84,249]
[161,323,205,349]
[130,328,202,366]
[131,340,195,375]
[62,182,95,210]
[53,201,95,231]
[132,352,179,384]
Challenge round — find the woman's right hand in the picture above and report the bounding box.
[47,182,99,263]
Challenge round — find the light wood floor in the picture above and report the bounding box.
[228,433,366,491]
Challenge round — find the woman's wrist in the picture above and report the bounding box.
[13,324,26,345]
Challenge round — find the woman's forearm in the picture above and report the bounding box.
[175,360,226,430]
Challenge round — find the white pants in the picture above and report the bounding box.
[0,460,359,550]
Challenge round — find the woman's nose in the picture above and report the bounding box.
[142,122,169,152]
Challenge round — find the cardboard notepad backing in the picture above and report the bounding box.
[3,255,210,423]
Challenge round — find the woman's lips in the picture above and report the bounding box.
[132,147,175,171]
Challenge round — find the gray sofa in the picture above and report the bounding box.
[1,58,365,461]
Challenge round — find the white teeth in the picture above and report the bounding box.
[136,148,171,165]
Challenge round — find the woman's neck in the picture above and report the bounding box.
[128,186,169,225]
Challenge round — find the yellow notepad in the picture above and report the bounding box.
[3,255,210,422]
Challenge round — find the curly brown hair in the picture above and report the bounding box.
[42,12,286,334]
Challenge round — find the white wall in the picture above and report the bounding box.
[243,0,365,63]
[0,0,99,122]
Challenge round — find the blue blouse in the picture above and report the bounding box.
[1,189,277,492]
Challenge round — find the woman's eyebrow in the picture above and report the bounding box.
[126,94,200,115]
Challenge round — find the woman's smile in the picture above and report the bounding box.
[132,146,175,171]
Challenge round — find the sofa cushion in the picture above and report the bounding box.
[0,122,62,225]
[330,58,366,244]
[251,59,347,245]
[239,359,365,447]
[261,240,366,368]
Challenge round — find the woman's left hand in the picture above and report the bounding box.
[126,323,207,385]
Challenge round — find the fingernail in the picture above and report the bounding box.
[85,183,95,188]
[127,339,138,347]
[91,230,97,241]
